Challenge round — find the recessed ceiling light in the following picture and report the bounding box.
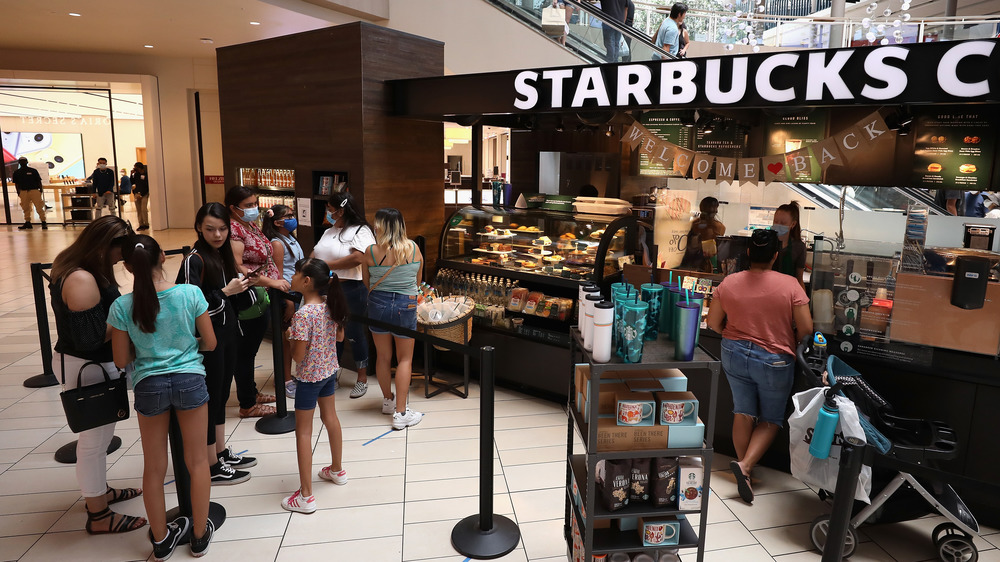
[249,21,260,25]
[200,38,214,44]
[68,12,81,16]
[144,45,154,48]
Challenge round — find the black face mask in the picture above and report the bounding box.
[18,160,27,168]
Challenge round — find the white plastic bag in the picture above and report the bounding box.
[788,387,872,503]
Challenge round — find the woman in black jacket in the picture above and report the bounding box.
[176,203,258,485]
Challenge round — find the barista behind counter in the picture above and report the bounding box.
[771,202,806,289]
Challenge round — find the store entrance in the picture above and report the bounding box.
[0,81,147,227]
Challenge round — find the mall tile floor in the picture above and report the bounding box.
[0,226,998,561]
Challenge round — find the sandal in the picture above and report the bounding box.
[85,506,146,534]
[730,460,754,504]
[106,486,142,505]
[239,404,276,418]
[256,392,276,404]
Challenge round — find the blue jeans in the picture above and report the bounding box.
[721,338,795,427]
[294,374,338,411]
[133,372,209,417]
[367,290,417,338]
[336,280,369,369]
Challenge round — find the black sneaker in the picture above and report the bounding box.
[189,518,214,558]
[219,446,257,469]
[41,222,48,230]
[17,222,31,230]
[150,515,190,562]
[210,461,251,485]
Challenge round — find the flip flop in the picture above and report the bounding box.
[730,460,754,504]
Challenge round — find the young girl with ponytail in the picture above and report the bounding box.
[281,258,349,514]
[108,235,217,560]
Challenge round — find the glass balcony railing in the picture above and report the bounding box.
[483,0,673,64]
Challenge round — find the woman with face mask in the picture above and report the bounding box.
[225,186,291,418]
[263,204,305,397]
[771,202,806,289]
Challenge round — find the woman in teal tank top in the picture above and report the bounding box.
[362,208,425,430]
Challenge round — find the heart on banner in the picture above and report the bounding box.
[766,162,784,175]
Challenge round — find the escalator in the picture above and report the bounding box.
[787,183,950,215]
[482,0,674,64]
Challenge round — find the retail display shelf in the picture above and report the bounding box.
[570,408,706,459]
[571,329,719,371]
[568,455,703,519]
[441,260,582,290]
[568,500,701,555]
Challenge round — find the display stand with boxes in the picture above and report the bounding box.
[61,192,98,226]
[566,329,719,561]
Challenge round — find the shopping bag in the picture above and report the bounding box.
[788,387,873,503]
[541,6,566,35]
[619,36,630,58]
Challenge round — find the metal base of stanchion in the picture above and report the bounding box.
[24,373,59,388]
[54,436,122,464]
[451,514,521,559]
[166,501,227,540]
[254,413,296,435]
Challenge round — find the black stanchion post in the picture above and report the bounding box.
[255,288,296,435]
[821,444,865,562]
[451,346,520,559]
[165,409,226,534]
[24,262,58,388]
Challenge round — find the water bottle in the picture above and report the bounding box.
[806,331,828,377]
[809,383,842,460]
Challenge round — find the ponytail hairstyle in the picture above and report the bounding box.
[294,258,349,327]
[262,204,293,240]
[373,207,412,266]
[193,203,238,284]
[327,191,369,242]
[122,234,163,333]
[776,201,802,243]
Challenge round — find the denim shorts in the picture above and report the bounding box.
[721,338,795,427]
[294,374,338,411]
[367,290,417,338]
[133,372,209,417]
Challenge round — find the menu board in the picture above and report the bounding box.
[639,111,693,176]
[694,121,746,159]
[911,111,995,190]
[764,113,828,182]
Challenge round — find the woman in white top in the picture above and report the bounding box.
[312,192,376,398]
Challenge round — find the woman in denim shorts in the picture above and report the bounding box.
[707,229,813,505]
[362,208,424,430]
[108,235,218,561]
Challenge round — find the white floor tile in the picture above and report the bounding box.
[277,536,402,562]
[509,487,565,524]
[403,494,513,525]
[518,518,564,560]
[282,502,402,546]
[213,512,290,542]
[0,535,40,562]
[503,461,565,493]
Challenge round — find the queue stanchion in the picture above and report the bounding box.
[24,262,58,388]
[821,443,866,562]
[255,288,298,435]
[165,408,226,534]
[451,346,521,559]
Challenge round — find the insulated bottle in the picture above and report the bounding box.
[806,332,828,377]
[809,383,841,459]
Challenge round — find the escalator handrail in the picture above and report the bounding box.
[562,0,677,61]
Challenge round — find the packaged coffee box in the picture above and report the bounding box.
[678,457,704,510]
[629,458,652,503]
[651,457,678,507]
[599,459,631,511]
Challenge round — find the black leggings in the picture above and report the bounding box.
[202,333,237,445]
[235,312,268,410]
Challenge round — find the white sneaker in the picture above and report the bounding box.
[392,408,424,430]
[281,489,316,514]
[382,396,395,415]
[318,465,348,485]
[284,379,296,399]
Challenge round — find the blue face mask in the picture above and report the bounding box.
[771,224,790,237]
[326,211,336,225]
[241,206,260,223]
[282,218,298,232]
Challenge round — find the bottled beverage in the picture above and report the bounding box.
[809,383,841,459]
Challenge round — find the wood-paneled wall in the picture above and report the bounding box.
[217,22,444,273]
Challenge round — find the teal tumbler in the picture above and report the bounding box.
[621,299,649,364]
[658,282,678,333]
[640,283,665,341]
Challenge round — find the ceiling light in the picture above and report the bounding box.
[68,12,81,16]
[249,21,261,25]
[200,38,214,44]
[144,45,154,48]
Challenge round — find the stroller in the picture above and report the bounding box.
[794,334,981,562]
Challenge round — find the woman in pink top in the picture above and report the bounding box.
[707,229,813,505]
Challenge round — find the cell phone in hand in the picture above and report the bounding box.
[247,263,266,276]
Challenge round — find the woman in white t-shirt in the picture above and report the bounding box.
[312,192,376,398]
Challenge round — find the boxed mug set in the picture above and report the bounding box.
[594,390,703,451]
[575,365,688,419]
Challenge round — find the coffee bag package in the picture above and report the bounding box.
[599,459,631,511]
[629,458,652,503]
[651,457,679,508]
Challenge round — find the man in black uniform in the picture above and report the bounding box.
[87,157,116,218]
[12,157,47,230]
[131,162,150,230]
[600,0,629,63]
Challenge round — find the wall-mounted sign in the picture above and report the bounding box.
[911,110,995,190]
[638,111,692,176]
[765,112,828,182]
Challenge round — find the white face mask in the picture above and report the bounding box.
[98,164,107,170]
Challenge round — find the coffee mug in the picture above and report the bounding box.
[643,522,677,544]
[661,401,695,424]
[618,402,654,425]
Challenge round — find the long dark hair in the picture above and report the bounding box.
[748,229,780,264]
[51,216,132,288]
[225,185,256,215]
[295,258,348,327]
[122,235,162,333]
[262,204,293,241]
[193,203,238,285]
[776,201,802,243]
[327,191,368,241]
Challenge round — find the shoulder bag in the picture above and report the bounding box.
[59,356,130,433]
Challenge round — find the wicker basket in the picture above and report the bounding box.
[418,296,474,351]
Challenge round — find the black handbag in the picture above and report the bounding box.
[59,356,130,433]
